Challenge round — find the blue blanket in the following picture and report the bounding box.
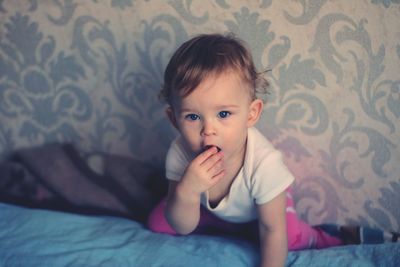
[0,203,398,267]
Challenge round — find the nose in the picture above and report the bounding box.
[201,119,216,136]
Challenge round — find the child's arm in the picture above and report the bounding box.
[165,180,201,234]
[257,191,288,267]
[165,147,224,234]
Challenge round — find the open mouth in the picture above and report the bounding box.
[203,145,221,152]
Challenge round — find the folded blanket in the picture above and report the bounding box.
[0,143,166,223]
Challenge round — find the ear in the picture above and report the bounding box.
[166,106,179,129]
[247,99,263,127]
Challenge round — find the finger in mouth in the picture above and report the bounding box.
[204,145,221,152]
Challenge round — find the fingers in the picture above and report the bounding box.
[200,150,224,173]
[207,157,223,175]
[195,146,220,164]
[199,169,224,190]
[184,147,225,192]
[211,169,225,181]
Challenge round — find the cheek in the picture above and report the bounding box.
[222,121,248,145]
[179,123,200,145]
[179,121,196,135]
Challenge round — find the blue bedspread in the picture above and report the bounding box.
[0,203,398,267]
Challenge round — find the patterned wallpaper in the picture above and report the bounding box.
[0,0,399,232]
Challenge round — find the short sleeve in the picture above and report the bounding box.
[251,150,294,205]
[165,137,190,181]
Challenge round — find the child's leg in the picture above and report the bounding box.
[148,192,343,248]
[149,193,345,248]
[285,189,343,250]
[285,188,400,250]
[147,198,177,234]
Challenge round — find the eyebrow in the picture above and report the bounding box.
[215,105,239,109]
[180,105,239,113]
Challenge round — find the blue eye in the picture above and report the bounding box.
[185,114,200,121]
[218,111,231,118]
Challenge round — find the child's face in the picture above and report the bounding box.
[168,70,263,160]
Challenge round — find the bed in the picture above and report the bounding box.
[0,144,399,267]
[0,202,398,267]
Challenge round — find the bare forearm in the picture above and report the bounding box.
[259,226,288,267]
[164,146,225,234]
[165,184,201,235]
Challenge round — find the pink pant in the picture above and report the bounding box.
[147,189,343,250]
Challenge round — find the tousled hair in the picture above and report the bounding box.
[160,33,269,105]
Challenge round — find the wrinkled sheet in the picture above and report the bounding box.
[0,203,398,267]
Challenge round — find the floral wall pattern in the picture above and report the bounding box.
[0,0,399,232]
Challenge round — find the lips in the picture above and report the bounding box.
[203,145,221,152]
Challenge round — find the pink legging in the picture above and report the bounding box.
[147,189,343,250]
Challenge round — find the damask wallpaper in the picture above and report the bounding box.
[0,0,399,232]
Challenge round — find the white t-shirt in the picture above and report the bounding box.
[165,127,295,223]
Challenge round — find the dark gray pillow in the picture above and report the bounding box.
[0,143,166,223]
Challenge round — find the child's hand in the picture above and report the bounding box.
[178,146,225,197]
